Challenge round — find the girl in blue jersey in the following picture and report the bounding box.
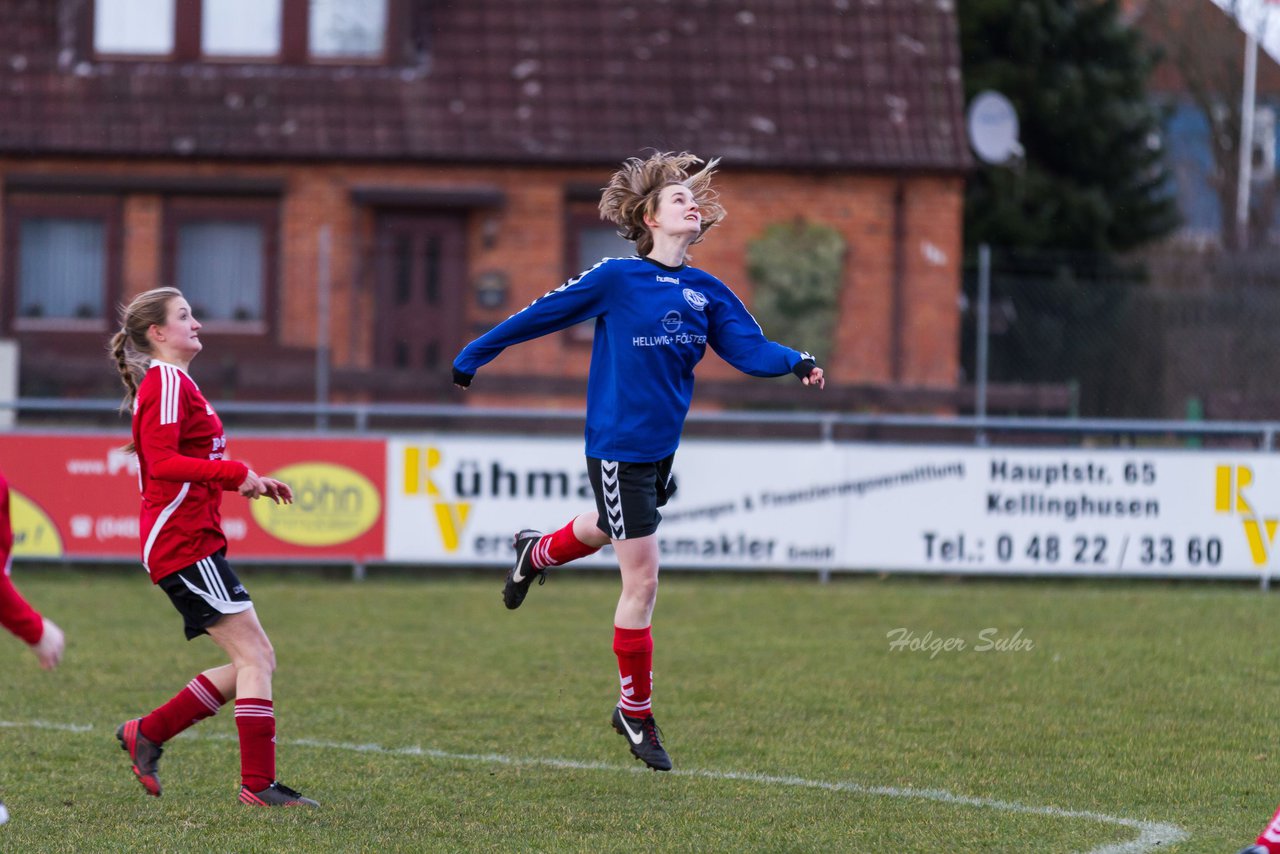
[452,151,823,771]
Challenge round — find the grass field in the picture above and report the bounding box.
[1,567,1278,852]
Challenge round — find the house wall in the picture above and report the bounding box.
[0,157,963,407]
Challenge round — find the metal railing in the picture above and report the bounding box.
[1,397,1278,448]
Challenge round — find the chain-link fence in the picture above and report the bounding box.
[961,246,1280,420]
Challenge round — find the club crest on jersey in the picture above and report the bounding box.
[682,288,707,311]
[661,310,683,333]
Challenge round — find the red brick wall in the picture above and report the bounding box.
[0,157,963,402]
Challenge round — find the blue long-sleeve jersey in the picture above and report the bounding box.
[453,256,810,462]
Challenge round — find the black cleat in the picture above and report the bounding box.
[503,529,546,610]
[611,706,672,771]
[239,781,320,807]
[116,718,164,797]
[1237,847,1270,854]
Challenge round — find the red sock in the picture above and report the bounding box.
[1257,802,1280,850]
[613,625,653,717]
[234,698,276,792]
[531,519,601,569]
[139,674,226,744]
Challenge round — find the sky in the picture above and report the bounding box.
[1210,0,1280,63]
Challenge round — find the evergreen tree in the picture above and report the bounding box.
[961,0,1179,253]
[959,0,1179,415]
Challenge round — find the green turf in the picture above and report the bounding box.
[0,568,1276,852]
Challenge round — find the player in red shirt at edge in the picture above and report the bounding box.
[108,286,317,807]
[0,467,66,825]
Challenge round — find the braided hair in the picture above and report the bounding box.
[108,287,182,449]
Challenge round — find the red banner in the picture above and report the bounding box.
[0,433,385,563]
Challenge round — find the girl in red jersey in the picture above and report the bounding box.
[108,287,317,808]
[0,467,66,825]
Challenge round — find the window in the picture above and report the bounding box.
[19,220,106,322]
[203,0,283,58]
[564,204,634,343]
[575,226,634,272]
[4,197,120,332]
[92,0,392,63]
[177,222,265,322]
[310,0,388,59]
[94,0,174,56]
[164,199,278,332]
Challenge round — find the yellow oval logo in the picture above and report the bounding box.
[10,490,63,557]
[250,463,381,547]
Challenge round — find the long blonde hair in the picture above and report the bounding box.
[598,151,726,257]
[108,287,183,415]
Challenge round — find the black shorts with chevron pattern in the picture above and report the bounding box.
[586,454,676,541]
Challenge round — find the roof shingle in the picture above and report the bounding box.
[0,0,970,171]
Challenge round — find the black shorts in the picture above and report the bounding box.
[157,550,254,640]
[587,454,677,540]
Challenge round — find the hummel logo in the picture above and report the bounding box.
[617,713,644,745]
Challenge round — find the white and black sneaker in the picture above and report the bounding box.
[611,706,672,771]
[503,529,546,610]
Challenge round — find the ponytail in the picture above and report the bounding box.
[108,287,183,452]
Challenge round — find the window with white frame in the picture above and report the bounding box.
[93,0,174,56]
[203,0,284,58]
[310,0,388,59]
[92,0,390,62]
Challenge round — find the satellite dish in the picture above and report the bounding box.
[967,90,1023,165]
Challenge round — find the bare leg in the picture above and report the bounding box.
[612,534,660,628]
[200,662,238,701]
[573,511,612,549]
[205,608,275,700]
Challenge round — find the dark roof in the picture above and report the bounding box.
[0,0,970,172]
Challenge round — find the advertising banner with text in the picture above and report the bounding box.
[0,433,385,563]
[384,437,1280,577]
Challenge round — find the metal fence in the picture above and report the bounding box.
[4,397,1280,449]
[962,245,1280,422]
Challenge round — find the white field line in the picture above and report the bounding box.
[1,720,1188,853]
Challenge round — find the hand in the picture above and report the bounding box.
[238,469,266,499]
[258,477,293,505]
[31,618,64,670]
[452,367,473,389]
[802,366,825,389]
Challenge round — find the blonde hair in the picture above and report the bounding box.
[108,287,183,415]
[598,151,726,257]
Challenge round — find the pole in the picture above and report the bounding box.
[315,225,332,431]
[975,243,991,446]
[1237,25,1258,250]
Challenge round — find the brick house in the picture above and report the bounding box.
[0,0,970,412]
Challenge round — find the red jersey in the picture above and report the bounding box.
[132,360,249,582]
[0,470,43,644]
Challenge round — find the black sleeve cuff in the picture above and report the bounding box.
[791,358,817,380]
[452,367,474,388]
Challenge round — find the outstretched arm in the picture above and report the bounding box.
[0,478,64,669]
[708,285,826,386]
[452,263,611,387]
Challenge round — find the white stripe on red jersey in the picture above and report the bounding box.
[132,360,249,583]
